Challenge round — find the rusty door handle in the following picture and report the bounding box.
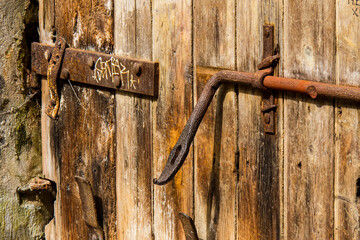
[153,68,360,185]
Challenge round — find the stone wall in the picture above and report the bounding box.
[0,0,52,239]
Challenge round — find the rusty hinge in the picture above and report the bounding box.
[31,37,159,119]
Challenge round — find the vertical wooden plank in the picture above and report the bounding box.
[51,0,116,239]
[236,1,282,239]
[39,0,58,238]
[236,1,262,238]
[152,0,193,239]
[258,2,283,240]
[193,0,237,239]
[114,0,153,239]
[335,1,360,239]
[283,1,335,239]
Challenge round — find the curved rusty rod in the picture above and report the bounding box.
[153,70,360,185]
[153,69,270,185]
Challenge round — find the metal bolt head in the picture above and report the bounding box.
[264,113,271,124]
[44,50,51,61]
[133,63,142,76]
[87,58,94,68]
[114,75,121,88]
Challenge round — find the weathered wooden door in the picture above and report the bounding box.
[40,0,359,239]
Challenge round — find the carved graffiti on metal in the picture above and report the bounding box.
[93,57,139,90]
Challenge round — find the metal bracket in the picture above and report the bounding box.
[31,38,159,119]
[260,25,278,134]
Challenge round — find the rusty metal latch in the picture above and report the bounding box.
[45,38,66,119]
[31,37,159,119]
[153,25,360,185]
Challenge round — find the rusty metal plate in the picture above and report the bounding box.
[31,42,159,97]
[261,25,277,134]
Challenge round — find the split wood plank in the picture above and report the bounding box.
[114,0,153,239]
[152,0,193,239]
[40,0,58,238]
[49,0,116,239]
[334,1,360,239]
[283,1,335,239]
[193,0,237,239]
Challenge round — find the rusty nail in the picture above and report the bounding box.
[87,58,94,68]
[114,75,121,88]
[264,113,271,124]
[306,85,318,99]
[29,72,40,89]
[134,63,142,76]
[44,50,51,61]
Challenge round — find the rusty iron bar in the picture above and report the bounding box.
[153,69,360,185]
[263,76,360,101]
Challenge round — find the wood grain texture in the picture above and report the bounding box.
[40,0,58,238]
[283,1,335,239]
[236,1,262,238]
[335,0,360,239]
[193,1,237,239]
[47,1,116,239]
[236,1,282,239]
[152,0,193,239]
[114,0,153,239]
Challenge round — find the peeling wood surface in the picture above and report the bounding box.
[335,0,360,239]
[193,0,237,239]
[283,1,335,239]
[114,0,153,239]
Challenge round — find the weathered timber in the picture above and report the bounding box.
[334,0,360,239]
[193,1,237,239]
[236,0,282,239]
[152,0,194,239]
[114,0,153,239]
[44,0,117,239]
[283,0,335,239]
